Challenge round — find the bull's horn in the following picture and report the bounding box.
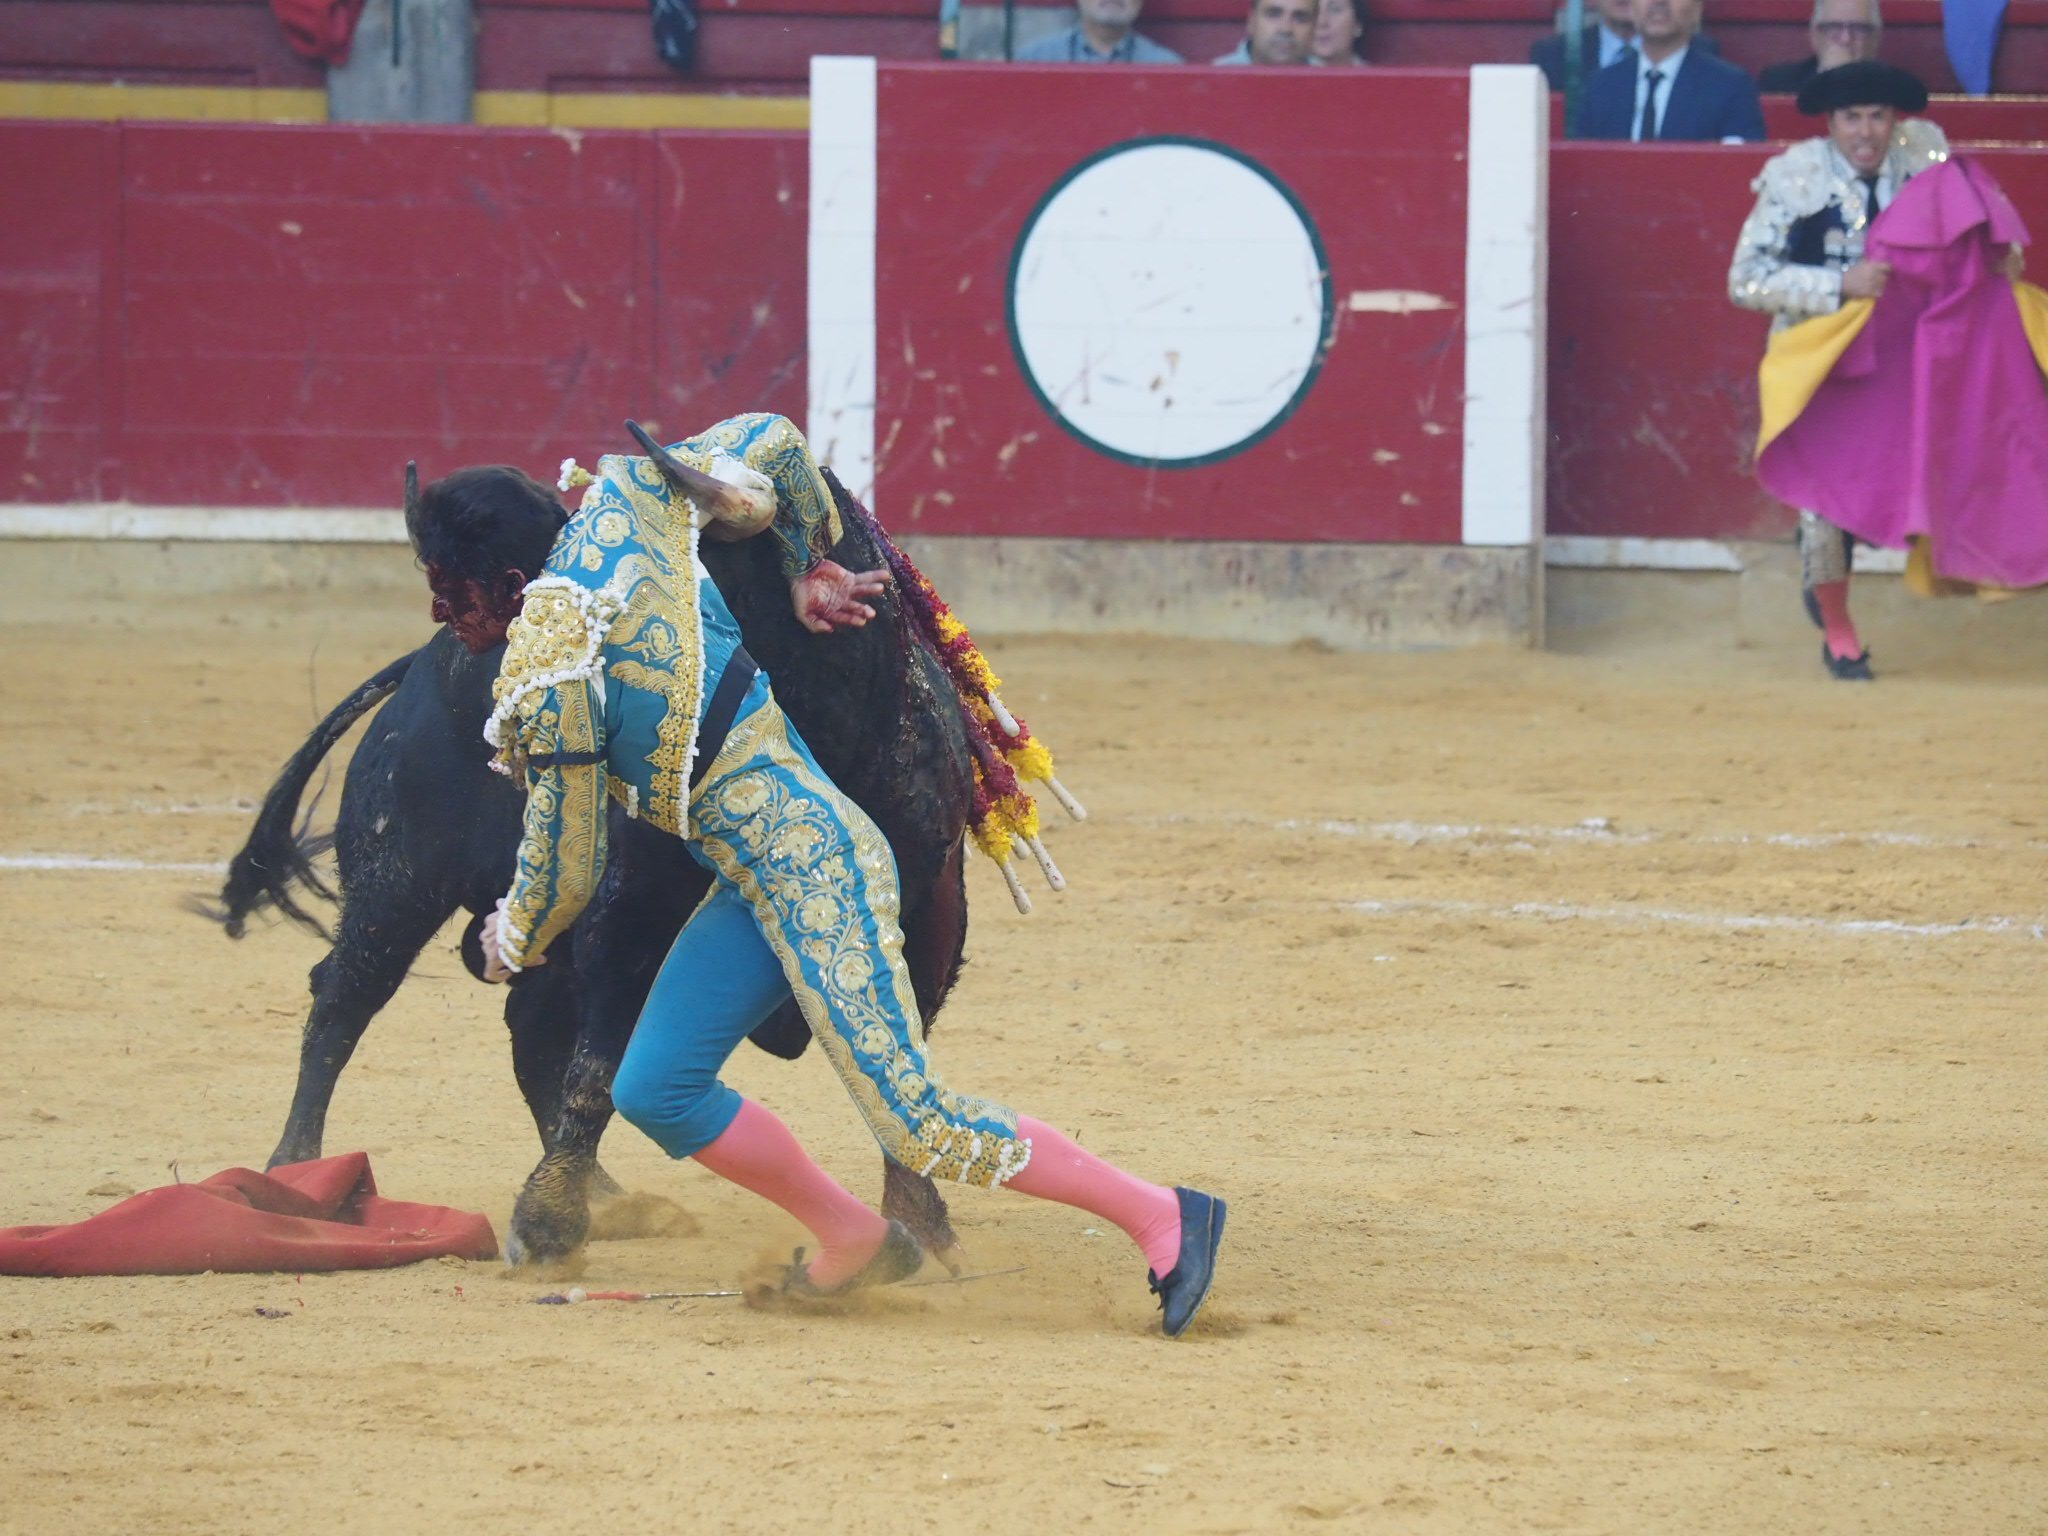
[402,460,423,549]
[624,419,770,526]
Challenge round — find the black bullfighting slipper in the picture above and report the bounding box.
[1821,643,1875,681]
[1148,1186,1227,1339]
[779,1219,923,1298]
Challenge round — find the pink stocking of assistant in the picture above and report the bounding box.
[1005,1116,1183,1277]
[691,1098,889,1289]
[1812,579,1862,659]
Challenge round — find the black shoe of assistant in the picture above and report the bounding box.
[781,1220,924,1298]
[1821,643,1875,681]
[1148,1187,1227,1338]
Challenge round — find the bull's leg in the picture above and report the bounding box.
[886,839,972,1265]
[267,895,453,1168]
[505,1020,632,1265]
[504,965,577,1138]
[506,853,702,1265]
[504,967,629,1201]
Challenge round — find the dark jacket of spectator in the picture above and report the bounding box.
[1530,23,1719,91]
[1574,48,1765,140]
[1758,54,1822,92]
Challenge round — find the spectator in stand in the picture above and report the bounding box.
[1015,0,1184,63]
[1531,0,1725,90]
[1574,0,1765,140]
[1531,0,1637,88]
[1312,0,1369,65]
[1758,0,1883,94]
[1215,0,1318,64]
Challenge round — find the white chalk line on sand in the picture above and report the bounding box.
[1337,895,2045,943]
[66,799,258,818]
[1142,812,2047,855]
[6,854,2039,940]
[1,854,226,875]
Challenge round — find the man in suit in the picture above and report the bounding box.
[1531,0,1721,91]
[1758,0,1883,94]
[1573,0,1765,140]
[1531,0,1635,89]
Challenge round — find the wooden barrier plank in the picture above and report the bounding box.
[870,63,1471,543]
[0,121,123,501]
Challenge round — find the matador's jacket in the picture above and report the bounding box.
[1728,118,1950,331]
[483,413,1029,1189]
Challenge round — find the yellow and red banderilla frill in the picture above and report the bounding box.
[853,508,1085,913]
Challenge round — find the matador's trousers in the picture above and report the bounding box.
[608,682,1032,1190]
[1798,510,1855,587]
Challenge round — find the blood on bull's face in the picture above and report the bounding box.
[425,562,526,653]
[405,459,559,653]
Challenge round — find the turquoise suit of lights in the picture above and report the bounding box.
[484,414,1029,1189]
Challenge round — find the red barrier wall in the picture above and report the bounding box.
[4,117,2043,543]
[872,64,1473,543]
[1548,142,2048,541]
[0,123,123,501]
[1548,93,2048,144]
[0,121,807,507]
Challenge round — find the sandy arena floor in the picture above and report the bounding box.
[2,576,2044,1534]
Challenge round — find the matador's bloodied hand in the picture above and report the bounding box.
[792,559,893,634]
[479,898,547,983]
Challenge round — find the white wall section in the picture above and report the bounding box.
[806,56,880,504]
[1461,64,1548,548]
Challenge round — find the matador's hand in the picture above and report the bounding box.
[479,898,544,984]
[2003,243,2026,282]
[1841,261,1891,301]
[791,559,892,634]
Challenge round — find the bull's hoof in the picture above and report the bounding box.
[506,1156,593,1266]
[880,1158,964,1271]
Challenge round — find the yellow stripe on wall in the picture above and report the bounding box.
[0,81,808,131]
[0,82,328,122]
[475,91,809,130]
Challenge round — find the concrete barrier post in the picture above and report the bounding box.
[329,0,475,125]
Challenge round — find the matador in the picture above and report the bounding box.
[410,412,1226,1336]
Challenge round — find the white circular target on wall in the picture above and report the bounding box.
[1006,136,1332,469]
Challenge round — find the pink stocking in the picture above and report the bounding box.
[1812,579,1862,659]
[692,1098,889,1289]
[1006,1116,1183,1277]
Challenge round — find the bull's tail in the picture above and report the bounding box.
[195,651,418,940]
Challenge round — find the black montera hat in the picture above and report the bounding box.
[1797,61,1930,116]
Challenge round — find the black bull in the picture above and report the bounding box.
[206,474,977,1265]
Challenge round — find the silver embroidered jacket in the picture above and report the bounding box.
[1728,119,1950,331]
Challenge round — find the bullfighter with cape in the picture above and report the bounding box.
[409,412,1226,1336]
[1729,61,2048,679]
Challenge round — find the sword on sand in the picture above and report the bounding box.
[531,1266,1026,1304]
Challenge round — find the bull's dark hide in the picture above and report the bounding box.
[207,471,975,1262]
